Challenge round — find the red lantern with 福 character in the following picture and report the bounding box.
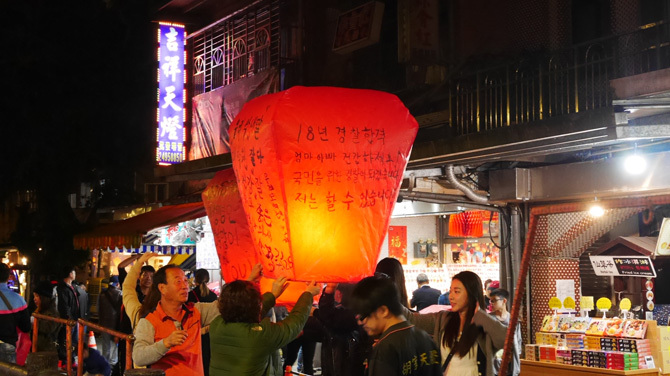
[201,168,306,304]
[230,86,418,282]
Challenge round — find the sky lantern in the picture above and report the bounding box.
[201,168,305,304]
[229,86,418,282]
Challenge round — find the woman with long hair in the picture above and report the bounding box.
[32,281,61,352]
[187,269,217,376]
[402,271,507,376]
[375,257,410,308]
[188,269,217,303]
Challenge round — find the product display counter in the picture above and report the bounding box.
[521,319,666,375]
[520,359,659,376]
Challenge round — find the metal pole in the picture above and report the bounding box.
[126,338,134,370]
[499,208,536,376]
[31,317,39,353]
[77,322,85,376]
[66,321,73,376]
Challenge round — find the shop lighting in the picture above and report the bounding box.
[589,201,605,218]
[624,154,647,175]
[21,257,26,265]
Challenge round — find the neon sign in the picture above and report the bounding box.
[157,22,186,165]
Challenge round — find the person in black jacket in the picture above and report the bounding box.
[350,276,440,376]
[314,283,369,376]
[410,273,441,311]
[56,265,80,364]
[98,276,123,368]
[187,269,217,376]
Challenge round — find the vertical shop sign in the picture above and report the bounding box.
[388,226,407,264]
[157,22,186,165]
[655,217,670,255]
[398,0,439,63]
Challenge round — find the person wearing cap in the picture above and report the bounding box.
[98,275,122,368]
[32,280,61,352]
[410,273,441,311]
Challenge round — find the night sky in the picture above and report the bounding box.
[0,1,157,204]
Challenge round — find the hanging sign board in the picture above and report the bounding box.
[589,255,656,277]
[655,217,670,256]
[229,86,418,282]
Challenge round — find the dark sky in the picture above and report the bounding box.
[0,0,157,203]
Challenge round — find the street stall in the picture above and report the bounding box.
[498,196,670,376]
[73,202,207,318]
[383,207,502,301]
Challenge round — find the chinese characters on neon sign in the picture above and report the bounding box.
[157,22,186,165]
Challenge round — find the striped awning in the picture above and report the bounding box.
[103,244,196,255]
[74,202,206,250]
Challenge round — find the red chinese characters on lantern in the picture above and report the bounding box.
[230,86,418,282]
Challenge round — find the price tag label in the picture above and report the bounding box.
[549,297,563,310]
[619,298,632,311]
[563,297,576,310]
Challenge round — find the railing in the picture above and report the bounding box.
[444,21,670,135]
[32,313,135,376]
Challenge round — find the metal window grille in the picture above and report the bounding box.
[189,0,280,95]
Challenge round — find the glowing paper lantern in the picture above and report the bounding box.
[230,86,418,282]
[201,168,305,304]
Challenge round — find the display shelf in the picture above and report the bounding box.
[521,360,659,376]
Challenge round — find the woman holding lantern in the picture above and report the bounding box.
[208,277,321,376]
[402,271,507,376]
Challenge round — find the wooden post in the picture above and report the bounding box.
[77,322,85,376]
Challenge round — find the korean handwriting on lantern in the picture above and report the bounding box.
[296,124,386,144]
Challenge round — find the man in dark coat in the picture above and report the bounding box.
[56,266,80,363]
[98,276,123,368]
[410,273,441,311]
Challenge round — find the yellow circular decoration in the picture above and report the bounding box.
[549,297,563,310]
[619,298,632,311]
[596,297,612,311]
[563,297,576,310]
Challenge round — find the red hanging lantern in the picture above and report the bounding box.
[201,168,306,303]
[230,87,418,282]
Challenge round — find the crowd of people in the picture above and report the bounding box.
[0,254,521,376]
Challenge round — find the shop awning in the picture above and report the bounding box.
[102,245,196,255]
[73,202,206,251]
